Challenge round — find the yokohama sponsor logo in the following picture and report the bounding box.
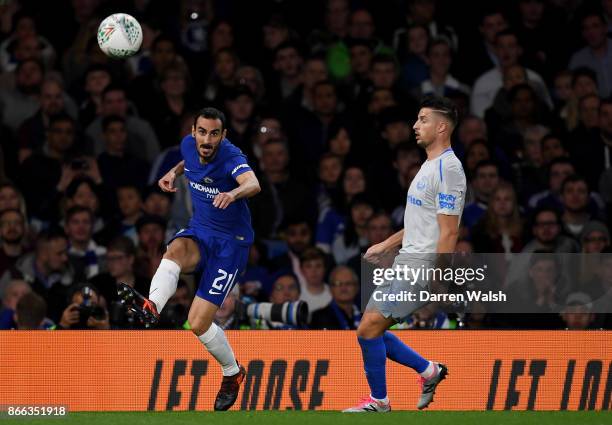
[189,181,220,195]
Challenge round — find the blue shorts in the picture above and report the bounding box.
[169,227,249,306]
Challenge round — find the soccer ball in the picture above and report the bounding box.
[97,13,143,59]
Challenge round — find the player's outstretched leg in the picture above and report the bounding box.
[189,296,245,411]
[383,331,447,409]
[344,312,394,413]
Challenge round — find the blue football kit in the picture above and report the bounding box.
[169,135,254,306]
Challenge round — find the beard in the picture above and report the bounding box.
[198,143,219,161]
[2,233,23,245]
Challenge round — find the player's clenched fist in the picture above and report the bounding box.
[213,192,236,209]
[159,170,177,192]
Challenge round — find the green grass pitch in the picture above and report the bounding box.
[4,411,609,425]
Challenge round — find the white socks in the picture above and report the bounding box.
[419,361,438,379]
[148,259,181,312]
[198,323,240,376]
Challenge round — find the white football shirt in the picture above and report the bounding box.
[400,148,466,254]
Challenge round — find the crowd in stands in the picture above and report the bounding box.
[1,0,612,331]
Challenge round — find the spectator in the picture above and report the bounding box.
[470,30,551,118]
[18,114,96,222]
[540,133,568,166]
[286,55,328,112]
[97,115,149,193]
[129,34,178,110]
[272,217,315,283]
[310,265,360,329]
[250,139,314,238]
[134,215,166,280]
[509,252,567,328]
[86,84,161,164]
[332,194,375,264]
[259,273,301,330]
[64,206,106,281]
[560,175,597,239]
[571,97,612,190]
[315,153,343,215]
[569,12,612,97]
[299,247,332,313]
[15,291,47,330]
[414,37,470,99]
[0,279,31,329]
[0,183,25,217]
[235,66,267,107]
[583,248,612,301]
[224,85,257,153]
[78,64,111,128]
[457,8,508,84]
[89,236,149,306]
[56,284,110,330]
[142,185,177,242]
[347,212,393,275]
[203,48,240,105]
[0,229,73,322]
[522,207,580,253]
[471,182,524,255]
[462,160,500,228]
[560,293,597,330]
[0,58,44,132]
[316,165,368,252]
[0,13,55,73]
[17,77,78,161]
[580,221,610,254]
[0,209,28,277]
[111,185,144,244]
[146,64,196,149]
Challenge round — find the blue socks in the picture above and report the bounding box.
[357,336,387,399]
[358,332,430,400]
[383,331,429,373]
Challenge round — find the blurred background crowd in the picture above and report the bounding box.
[0,0,611,331]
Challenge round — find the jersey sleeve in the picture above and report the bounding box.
[435,160,466,216]
[226,152,252,180]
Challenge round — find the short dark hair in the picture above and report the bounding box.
[300,247,326,265]
[65,205,93,223]
[561,174,589,193]
[107,236,136,256]
[193,107,226,131]
[532,206,561,227]
[474,159,499,175]
[35,228,67,252]
[102,114,125,132]
[66,177,100,200]
[102,83,126,99]
[572,67,597,87]
[16,292,46,329]
[48,112,75,128]
[494,29,519,45]
[419,95,459,129]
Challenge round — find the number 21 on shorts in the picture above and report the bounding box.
[209,268,238,296]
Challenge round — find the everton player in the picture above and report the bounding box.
[119,107,260,411]
[344,96,466,412]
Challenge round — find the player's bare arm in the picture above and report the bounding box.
[436,214,460,253]
[213,171,261,209]
[364,229,404,263]
[158,160,185,192]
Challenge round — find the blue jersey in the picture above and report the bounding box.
[181,135,254,245]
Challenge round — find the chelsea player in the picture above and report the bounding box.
[119,107,260,411]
